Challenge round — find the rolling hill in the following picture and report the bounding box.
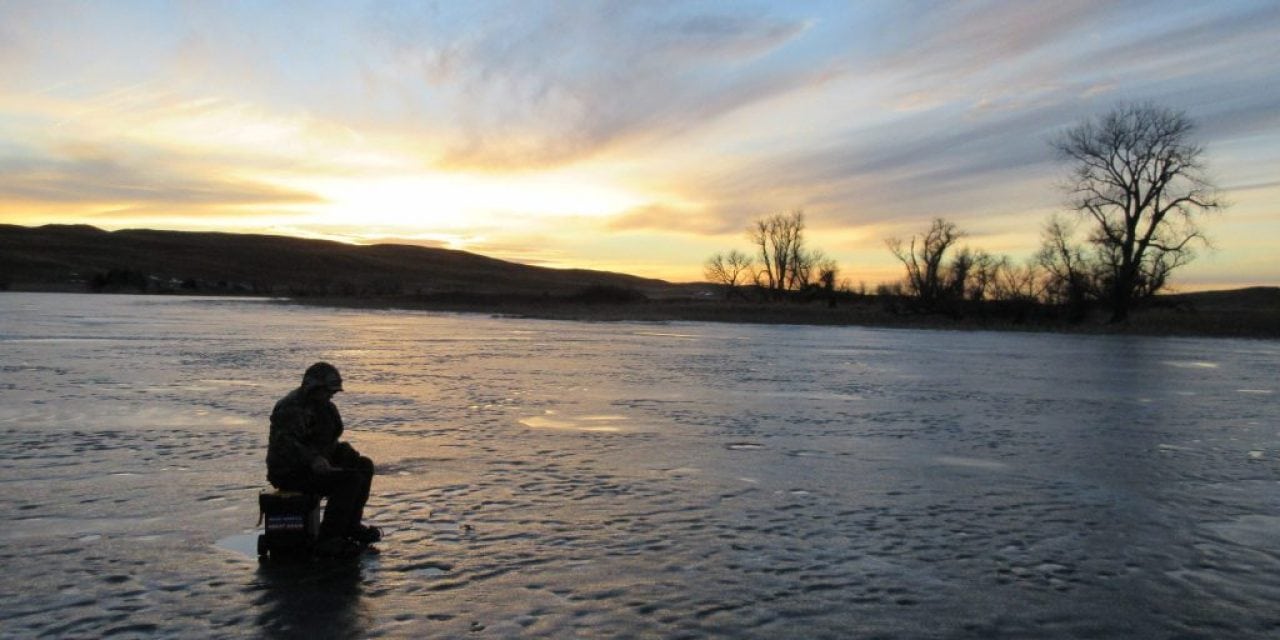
[0,224,693,297]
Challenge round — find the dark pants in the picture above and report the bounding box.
[274,443,374,540]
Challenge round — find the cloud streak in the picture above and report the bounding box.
[0,143,322,213]
[361,1,822,168]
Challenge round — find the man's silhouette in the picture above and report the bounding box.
[267,362,379,557]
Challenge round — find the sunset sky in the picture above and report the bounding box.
[2,1,1278,288]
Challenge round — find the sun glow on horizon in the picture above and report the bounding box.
[297,172,646,236]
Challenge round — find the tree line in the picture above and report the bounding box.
[705,103,1223,324]
[705,210,844,306]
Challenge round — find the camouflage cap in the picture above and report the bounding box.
[302,361,343,392]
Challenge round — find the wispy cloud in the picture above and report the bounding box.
[607,203,732,235]
[877,1,1118,80]
[362,1,821,169]
[0,143,322,212]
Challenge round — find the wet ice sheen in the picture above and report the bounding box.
[2,293,1279,639]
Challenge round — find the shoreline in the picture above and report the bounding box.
[5,288,1277,339]
[276,293,1280,340]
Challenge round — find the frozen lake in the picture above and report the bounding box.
[1,292,1278,638]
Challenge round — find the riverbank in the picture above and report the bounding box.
[281,289,1280,339]
[4,286,1276,338]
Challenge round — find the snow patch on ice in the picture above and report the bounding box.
[1163,360,1220,369]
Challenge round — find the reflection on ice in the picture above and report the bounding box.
[216,532,261,560]
[579,414,627,422]
[519,415,624,432]
[634,331,702,340]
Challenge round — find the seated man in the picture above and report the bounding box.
[267,362,380,557]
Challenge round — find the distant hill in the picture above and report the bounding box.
[1164,286,1280,312]
[1141,286,1280,337]
[0,224,695,297]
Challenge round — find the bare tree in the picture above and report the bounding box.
[1054,103,1222,322]
[819,257,841,307]
[703,249,755,299]
[964,250,1006,303]
[1036,214,1095,318]
[947,247,974,301]
[749,210,806,299]
[791,247,833,291]
[991,259,1043,303]
[708,209,840,304]
[887,218,965,307]
[815,255,839,287]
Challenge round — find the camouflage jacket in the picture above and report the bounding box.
[266,386,344,484]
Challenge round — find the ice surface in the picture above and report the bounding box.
[2,293,1279,638]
